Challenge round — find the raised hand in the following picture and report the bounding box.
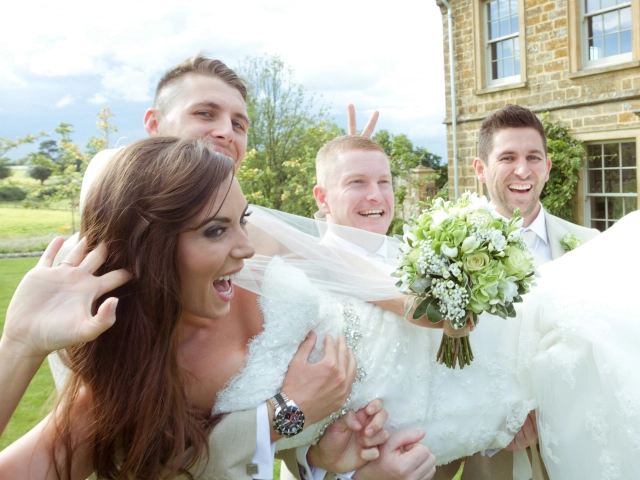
[279,332,356,430]
[353,430,437,480]
[3,236,132,357]
[308,399,389,472]
[348,104,379,138]
[505,410,538,451]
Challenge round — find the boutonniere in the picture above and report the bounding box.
[560,234,582,251]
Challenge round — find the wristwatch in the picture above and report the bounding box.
[270,391,305,437]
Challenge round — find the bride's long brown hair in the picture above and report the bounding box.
[54,137,235,479]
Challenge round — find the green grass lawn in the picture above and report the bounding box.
[0,206,75,253]
[0,257,55,451]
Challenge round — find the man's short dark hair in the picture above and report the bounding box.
[478,104,547,162]
[153,54,247,113]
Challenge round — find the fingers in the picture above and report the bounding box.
[337,335,357,386]
[38,237,65,268]
[61,236,88,267]
[79,242,109,274]
[360,110,379,138]
[347,104,357,135]
[292,331,318,364]
[385,429,426,452]
[362,408,388,439]
[80,297,119,342]
[98,268,133,297]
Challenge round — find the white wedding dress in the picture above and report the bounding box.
[214,208,640,479]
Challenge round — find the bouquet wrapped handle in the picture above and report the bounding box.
[437,313,474,369]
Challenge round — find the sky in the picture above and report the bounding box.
[0,0,447,163]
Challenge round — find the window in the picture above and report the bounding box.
[583,0,632,67]
[585,141,637,230]
[485,0,520,84]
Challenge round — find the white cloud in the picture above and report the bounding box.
[1,0,448,154]
[88,93,108,105]
[55,94,75,108]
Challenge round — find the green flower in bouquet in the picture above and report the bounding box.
[394,192,537,369]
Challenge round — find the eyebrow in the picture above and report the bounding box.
[196,203,250,229]
[496,149,545,157]
[192,101,250,126]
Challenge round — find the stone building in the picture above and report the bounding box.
[436,0,640,229]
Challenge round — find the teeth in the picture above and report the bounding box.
[359,210,383,217]
[509,184,531,191]
[220,286,232,296]
[215,272,239,282]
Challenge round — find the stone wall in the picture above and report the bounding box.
[435,0,640,210]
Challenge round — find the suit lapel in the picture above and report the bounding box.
[545,214,569,261]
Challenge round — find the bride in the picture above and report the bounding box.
[218,204,640,480]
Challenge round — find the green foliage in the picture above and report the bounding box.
[236,55,340,217]
[27,164,53,184]
[540,113,585,222]
[0,185,27,201]
[0,158,11,180]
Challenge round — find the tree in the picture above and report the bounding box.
[0,158,11,180]
[540,113,585,222]
[86,107,118,157]
[235,55,332,216]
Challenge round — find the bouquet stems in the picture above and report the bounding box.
[437,315,474,369]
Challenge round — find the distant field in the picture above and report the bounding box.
[0,257,55,451]
[0,206,75,253]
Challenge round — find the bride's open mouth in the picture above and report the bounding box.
[213,272,239,301]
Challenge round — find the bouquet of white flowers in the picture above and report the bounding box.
[394,192,537,368]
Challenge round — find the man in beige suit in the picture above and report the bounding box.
[433,104,599,480]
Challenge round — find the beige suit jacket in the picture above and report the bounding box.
[432,213,599,480]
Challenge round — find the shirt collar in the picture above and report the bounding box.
[492,202,549,244]
[323,229,388,258]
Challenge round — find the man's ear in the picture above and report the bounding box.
[313,185,331,214]
[143,108,161,136]
[544,155,553,182]
[473,157,487,184]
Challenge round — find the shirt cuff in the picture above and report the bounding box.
[252,402,276,479]
[296,446,355,480]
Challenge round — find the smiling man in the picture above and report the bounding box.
[433,104,599,480]
[313,135,394,241]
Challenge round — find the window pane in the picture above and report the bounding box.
[592,196,606,217]
[590,15,603,37]
[622,169,637,193]
[509,0,518,13]
[592,220,606,231]
[605,169,621,193]
[607,197,624,219]
[621,30,632,54]
[621,142,636,167]
[497,59,504,78]
[604,143,619,167]
[587,144,602,168]
[604,33,619,57]
[589,170,603,193]
[601,0,617,9]
[603,11,618,35]
[498,0,509,16]
[620,6,631,29]
[490,20,499,39]
[500,16,509,36]
[511,15,518,33]
[586,0,599,13]
[503,38,513,57]
[504,58,514,77]
[489,0,498,21]
[590,37,603,60]
[515,56,521,75]
[624,197,638,215]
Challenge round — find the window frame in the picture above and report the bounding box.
[473,0,528,93]
[568,0,640,73]
[576,129,640,230]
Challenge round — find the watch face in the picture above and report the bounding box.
[276,405,305,436]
